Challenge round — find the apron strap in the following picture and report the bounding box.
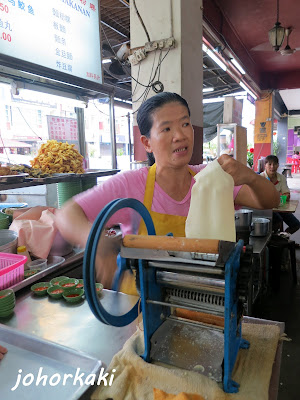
[143,164,197,211]
[143,164,156,210]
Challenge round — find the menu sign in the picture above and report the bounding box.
[0,0,102,84]
[47,115,78,141]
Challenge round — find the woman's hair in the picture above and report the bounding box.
[137,92,191,165]
[265,155,279,164]
[296,151,299,155]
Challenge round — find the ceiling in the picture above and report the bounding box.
[100,0,300,108]
[202,0,300,92]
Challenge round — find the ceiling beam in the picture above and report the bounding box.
[101,20,129,39]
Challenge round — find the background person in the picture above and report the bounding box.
[56,92,279,290]
[261,154,300,234]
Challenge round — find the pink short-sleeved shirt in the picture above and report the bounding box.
[74,165,242,235]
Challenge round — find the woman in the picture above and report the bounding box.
[261,154,300,234]
[56,92,279,289]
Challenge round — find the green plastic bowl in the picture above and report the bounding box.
[75,279,84,289]
[24,269,39,279]
[0,304,15,314]
[50,276,69,286]
[95,283,103,295]
[0,308,14,318]
[59,278,79,289]
[0,289,15,306]
[47,285,64,299]
[62,287,84,303]
[31,282,50,296]
[0,297,15,308]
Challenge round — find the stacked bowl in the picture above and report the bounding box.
[0,288,15,317]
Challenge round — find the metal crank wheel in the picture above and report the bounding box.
[83,198,156,327]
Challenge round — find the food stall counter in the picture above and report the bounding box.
[4,289,138,366]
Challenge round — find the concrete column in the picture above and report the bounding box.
[253,92,274,171]
[130,0,203,164]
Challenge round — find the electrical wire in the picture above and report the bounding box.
[101,26,170,96]
[132,62,141,96]
[0,131,11,164]
[132,0,150,42]
[92,101,110,117]
[16,107,42,140]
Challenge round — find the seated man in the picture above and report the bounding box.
[261,155,300,234]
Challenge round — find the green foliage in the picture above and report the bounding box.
[247,152,254,168]
[273,140,279,156]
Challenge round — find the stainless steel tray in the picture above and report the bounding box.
[0,324,102,400]
[0,173,29,183]
[10,256,66,292]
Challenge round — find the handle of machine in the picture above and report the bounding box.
[83,198,156,327]
[123,235,220,254]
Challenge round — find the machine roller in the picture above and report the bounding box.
[83,198,253,393]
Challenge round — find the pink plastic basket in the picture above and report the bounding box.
[0,252,27,290]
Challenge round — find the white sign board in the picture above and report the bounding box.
[0,0,102,83]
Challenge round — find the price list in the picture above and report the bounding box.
[47,115,78,141]
[0,0,102,84]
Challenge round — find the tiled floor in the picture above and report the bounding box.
[253,173,300,400]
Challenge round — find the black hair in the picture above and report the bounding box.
[296,151,299,155]
[137,92,191,166]
[265,155,279,164]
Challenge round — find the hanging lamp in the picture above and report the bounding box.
[268,0,285,51]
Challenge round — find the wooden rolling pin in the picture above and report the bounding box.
[175,308,225,328]
[123,235,219,254]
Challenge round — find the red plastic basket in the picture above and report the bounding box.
[0,252,27,290]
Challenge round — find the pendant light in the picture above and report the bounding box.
[268,0,285,51]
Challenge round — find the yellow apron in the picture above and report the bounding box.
[120,163,196,294]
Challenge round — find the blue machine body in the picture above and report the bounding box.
[83,198,249,393]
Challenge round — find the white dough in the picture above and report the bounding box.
[185,159,236,242]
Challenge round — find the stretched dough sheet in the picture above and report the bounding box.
[185,160,236,242]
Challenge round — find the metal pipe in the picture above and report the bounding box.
[109,94,117,169]
[146,299,224,317]
[75,107,86,159]
[127,112,132,162]
[156,271,225,290]
[118,0,129,7]
[101,20,128,39]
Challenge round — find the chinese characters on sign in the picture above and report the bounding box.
[1,0,102,85]
[47,116,78,141]
[52,7,73,73]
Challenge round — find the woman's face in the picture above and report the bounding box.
[141,102,194,168]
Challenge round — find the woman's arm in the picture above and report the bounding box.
[55,200,121,289]
[218,155,280,209]
[55,200,92,249]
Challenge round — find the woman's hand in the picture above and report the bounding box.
[0,345,7,360]
[218,154,280,209]
[218,154,257,186]
[94,229,123,289]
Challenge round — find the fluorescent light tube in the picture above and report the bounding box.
[206,50,227,71]
[203,98,225,104]
[203,87,214,92]
[239,81,257,100]
[231,58,246,74]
